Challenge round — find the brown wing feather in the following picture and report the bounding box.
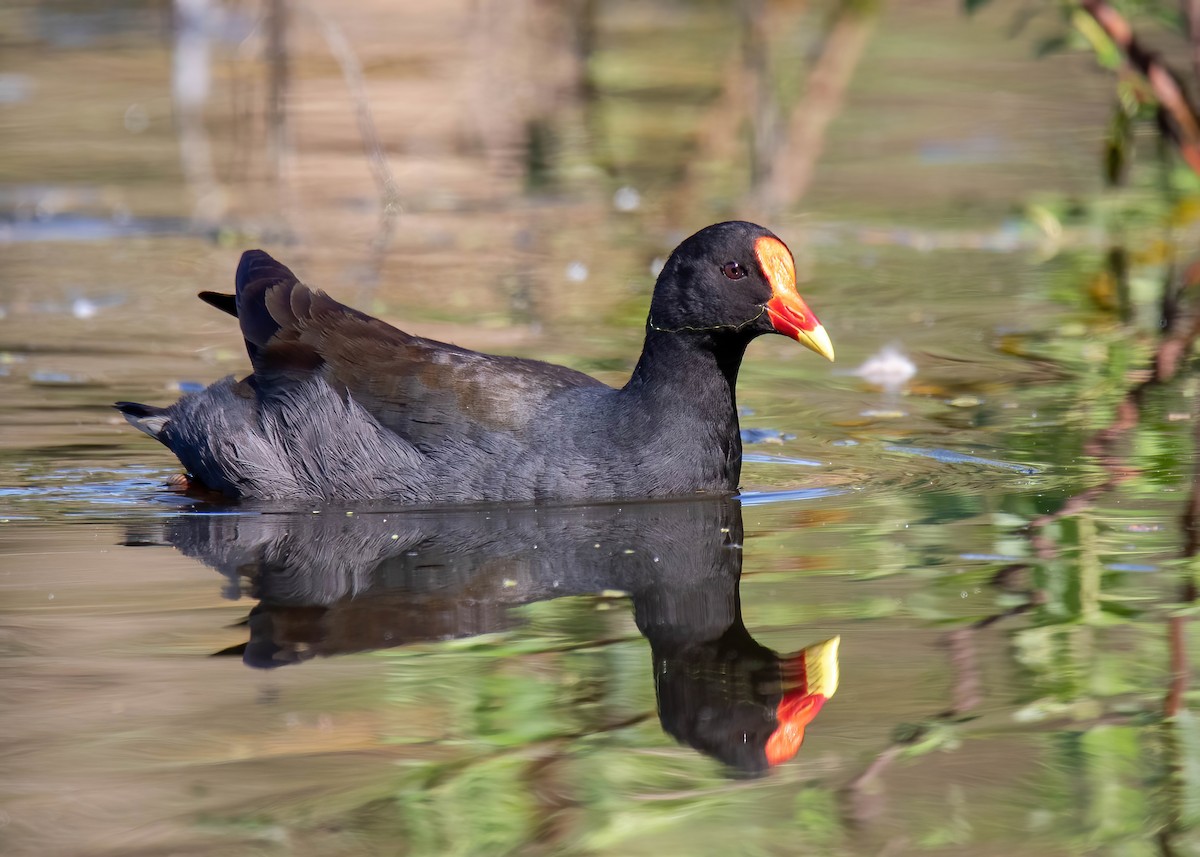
[235,251,603,450]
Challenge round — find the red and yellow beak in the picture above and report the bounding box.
[764,635,840,766]
[755,236,835,362]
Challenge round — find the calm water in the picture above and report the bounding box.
[2,1,1199,855]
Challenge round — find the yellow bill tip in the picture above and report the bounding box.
[798,323,835,362]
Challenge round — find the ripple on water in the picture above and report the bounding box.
[0,466,192,519]
[884,444,1040,475]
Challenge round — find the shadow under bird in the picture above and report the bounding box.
[130,496,839,774]
[116,221,834,503]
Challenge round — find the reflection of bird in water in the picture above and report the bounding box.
[142,497,840,775]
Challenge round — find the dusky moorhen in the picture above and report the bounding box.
[116,221,833,502]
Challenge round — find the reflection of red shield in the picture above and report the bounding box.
[765,636,841,766]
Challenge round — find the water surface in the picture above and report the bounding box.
[2,2,1198,855]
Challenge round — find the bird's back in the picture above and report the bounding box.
[124,251,609,502]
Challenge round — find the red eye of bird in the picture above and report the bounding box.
[721,261,746,280]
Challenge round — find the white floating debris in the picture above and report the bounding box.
[124,103,150,134]
[613,185,641,212]
[30,371,85,385]
[0,73,33,105]
[860,408,907,419]
[71,298,98,319]
[565,261,588,283]
[853,345,916,393]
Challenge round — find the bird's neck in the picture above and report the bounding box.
[626,327,747,394]
[621,327,751,489]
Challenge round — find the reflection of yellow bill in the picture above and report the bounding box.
[765,636,841,766]
[805,635,841,698]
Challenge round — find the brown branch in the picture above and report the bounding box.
[1164,615,1190,717]
[1171,377,1199,717]
[300,0,402,265]
[942,628,983,717]
[665,0,782,224]
[265,0,290,180]
[1185,396,1200,559]
[1184,0,1200,87]
[1081,0,1200,175]
[747,4,875,216]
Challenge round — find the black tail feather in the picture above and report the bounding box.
[114,401,164,418]
[114,401,170,439]
[198,291,238,317]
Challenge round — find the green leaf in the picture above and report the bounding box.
[1071,8,1121,69]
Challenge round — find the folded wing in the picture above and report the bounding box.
[204,250,604,452]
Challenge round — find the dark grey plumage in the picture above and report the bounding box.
[117,222,827,503]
